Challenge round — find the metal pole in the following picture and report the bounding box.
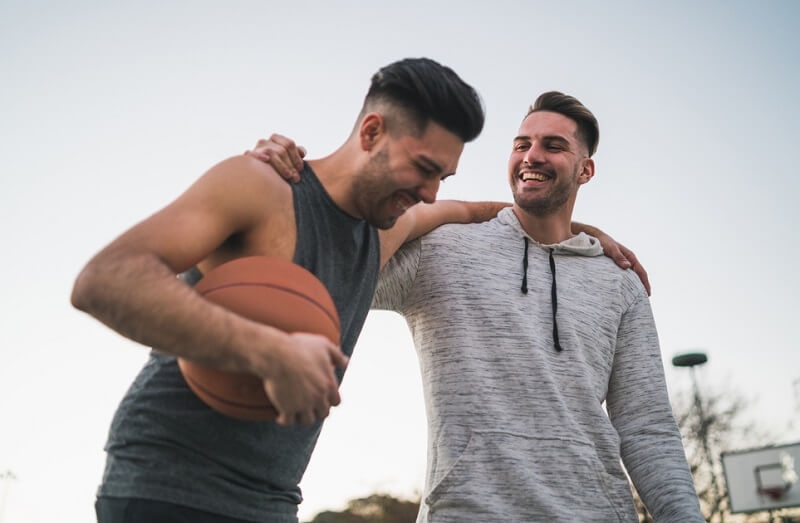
[689,366,725,523]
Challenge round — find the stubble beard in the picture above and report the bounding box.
[512,165,578,217]
[351,148,397,230]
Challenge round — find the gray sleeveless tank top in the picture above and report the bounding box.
[97,164,380,522]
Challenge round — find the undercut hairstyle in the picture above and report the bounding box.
[527,91,599,157]
[362,57,485,143]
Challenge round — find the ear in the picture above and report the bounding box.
[577,157,595,185]
[358,112,385,151]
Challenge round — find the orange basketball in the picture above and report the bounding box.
[178,256,341,421]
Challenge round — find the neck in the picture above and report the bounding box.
[511,202,576,245]
[306,140,363,218]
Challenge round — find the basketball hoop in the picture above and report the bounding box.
[758,486,787,501]
[722,443,800,514]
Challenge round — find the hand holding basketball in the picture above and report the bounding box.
[178,256,343,423]
[263,331,348,425]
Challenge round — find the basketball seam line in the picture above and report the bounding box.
[201,282,340,332]
[183,373,278,412]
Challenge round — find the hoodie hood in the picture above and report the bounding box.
[497,207,603,352]
[496,207,604,257]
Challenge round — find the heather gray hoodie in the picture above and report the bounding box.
[373,208,702,522]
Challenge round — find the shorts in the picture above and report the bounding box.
[95,497,256,523]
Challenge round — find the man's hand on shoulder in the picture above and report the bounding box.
[572,221,651,295]
[245,134,307,183]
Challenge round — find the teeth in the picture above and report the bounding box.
[521,172,549,182]
[393,194,410,211]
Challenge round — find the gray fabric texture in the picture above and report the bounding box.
[96,164,380,522]
[373,207,703,523]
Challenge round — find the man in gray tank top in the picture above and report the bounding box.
[71,57,492,523]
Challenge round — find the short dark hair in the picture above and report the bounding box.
[363,57,485,143]
[528,91,599,157]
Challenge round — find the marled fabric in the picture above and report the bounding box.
[373,208,703,523]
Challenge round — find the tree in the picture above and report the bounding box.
[633,383,800,523]
[676,385,758,521]
[305,493,419,523]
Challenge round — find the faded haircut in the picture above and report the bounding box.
[527,91,599,157]
[360,57,485,143]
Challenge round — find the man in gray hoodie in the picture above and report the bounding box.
[370,92,703,522]
[255,92,699,521]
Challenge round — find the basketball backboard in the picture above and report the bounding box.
[721,442,800,513]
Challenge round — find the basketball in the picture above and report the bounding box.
[178,256,341,421]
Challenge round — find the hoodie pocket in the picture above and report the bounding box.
[424,431,632,522]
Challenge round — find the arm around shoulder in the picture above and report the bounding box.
[572,220,651,295]
[378,200,509,267]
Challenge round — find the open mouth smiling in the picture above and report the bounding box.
[392,192,418,212]
[519,170,552,182]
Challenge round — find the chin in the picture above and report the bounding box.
[366,214,398,230]
[376,218,398,230]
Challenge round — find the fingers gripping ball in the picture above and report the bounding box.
[178,256,341,421]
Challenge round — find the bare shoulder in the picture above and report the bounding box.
[195,155,293,205]
[88,155,298,274]
[189,155,297,266]
[174,155,295,230]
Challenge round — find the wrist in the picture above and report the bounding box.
[232,321,290,380]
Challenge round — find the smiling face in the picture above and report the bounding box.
[508,110,594,217]
[352,119,464,229]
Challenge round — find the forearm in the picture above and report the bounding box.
[622,424,703,521]
[408,200,508,239]
[613,387,702,519]
[71,249,287,377]
[608,297,703,520]
[456,200,510,223]
[571,220,601,237]
[379,200,508,267]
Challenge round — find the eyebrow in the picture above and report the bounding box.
[416,155,445,174]
[513,134,571,146]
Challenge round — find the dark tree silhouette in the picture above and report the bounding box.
[306,493,419,523]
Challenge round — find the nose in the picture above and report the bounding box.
[416,177,440,204]
[523,141,545,165]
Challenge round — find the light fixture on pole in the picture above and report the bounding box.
[672,350,725,522]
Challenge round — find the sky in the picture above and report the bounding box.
[1,1,799,522]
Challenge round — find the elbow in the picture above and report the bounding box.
[71,262,103,313]
[71,268,92,312]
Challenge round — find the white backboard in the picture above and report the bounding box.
[721,442,800,513]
